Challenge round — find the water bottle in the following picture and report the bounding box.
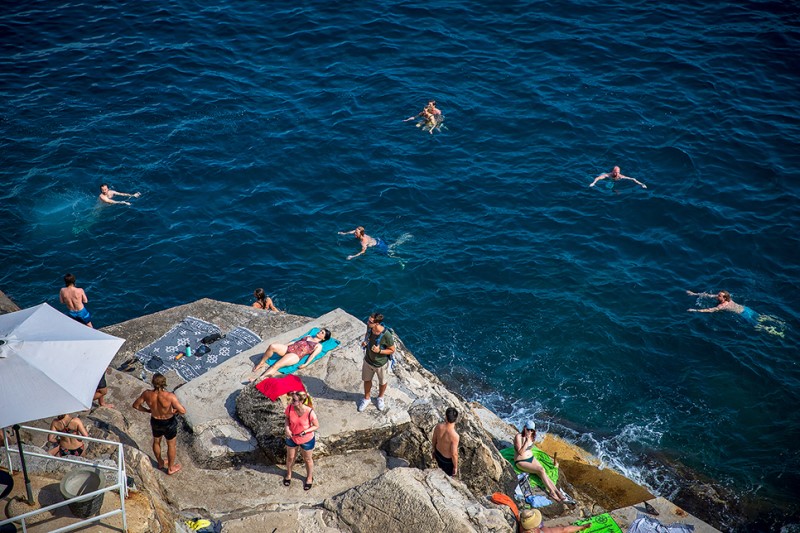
[185,344,191,358]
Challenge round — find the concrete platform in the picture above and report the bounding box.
[176,308,415,465]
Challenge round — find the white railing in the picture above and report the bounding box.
[1,425,128,533]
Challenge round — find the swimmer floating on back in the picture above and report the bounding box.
[589,166,647,189]
[687,290,785,337]
[404,100,444,134]
[338,226,389,260]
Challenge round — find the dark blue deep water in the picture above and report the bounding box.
[2,1,799,529]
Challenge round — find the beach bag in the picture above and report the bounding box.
[201,333,223,345]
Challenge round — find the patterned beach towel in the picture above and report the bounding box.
[136,316,262,381]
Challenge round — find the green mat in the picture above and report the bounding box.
[499,446,558,490]
[573,513,622,533]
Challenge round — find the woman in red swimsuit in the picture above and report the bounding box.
[252,328,332,380]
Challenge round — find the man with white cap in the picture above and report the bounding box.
[519,508,589,533]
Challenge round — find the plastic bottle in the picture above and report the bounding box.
[185,344,191,357]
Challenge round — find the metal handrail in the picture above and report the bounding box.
[1,424,128,532]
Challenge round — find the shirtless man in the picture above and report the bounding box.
[99,183,141,206]
[431,407,460,477]
[133,373,187,475]
[339,226,389,260]
[589,166,647,189]
[403,100,443,134]
[687,290,757,319]
[59,273,92,328]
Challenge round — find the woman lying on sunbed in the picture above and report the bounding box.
[250,329,332,381]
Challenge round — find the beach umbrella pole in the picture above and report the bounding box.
[12,425,33,504]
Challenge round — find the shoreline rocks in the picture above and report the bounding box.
[0,294,727,532]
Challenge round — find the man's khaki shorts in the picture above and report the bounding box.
[362,359,390,386]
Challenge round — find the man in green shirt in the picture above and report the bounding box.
[358,313,396,412]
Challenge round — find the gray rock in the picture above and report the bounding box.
[325,467,512,533]
[234,383,287,464]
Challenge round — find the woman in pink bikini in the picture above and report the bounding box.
[251,328,332,380]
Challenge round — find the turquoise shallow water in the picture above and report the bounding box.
[2,1,799,529]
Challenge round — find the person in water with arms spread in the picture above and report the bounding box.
[589,166,647,189]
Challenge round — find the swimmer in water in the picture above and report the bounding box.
[99,183,141,206]
[338,226,389,260]
[589,166,647,189]
[686,290,785,336]
[404,100,444,134]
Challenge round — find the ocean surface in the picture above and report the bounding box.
[2,1,799,529]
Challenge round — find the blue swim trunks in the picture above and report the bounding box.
[68,307,91,325]
[740,306,759,324]
[374,238,389,255]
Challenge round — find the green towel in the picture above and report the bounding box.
[499,446,559,490]
[573,513,622,533]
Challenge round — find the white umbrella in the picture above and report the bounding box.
[0,303,125,503]
[0,303,125,428]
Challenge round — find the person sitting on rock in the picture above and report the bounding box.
[48,414,88,457]
[519,508,589,533]
[251,328,332,380]
[514,420,565,503]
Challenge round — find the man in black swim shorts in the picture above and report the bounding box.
[431,407,460,477]
[133,373,187,475]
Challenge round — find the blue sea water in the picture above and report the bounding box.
[2,1,799,529]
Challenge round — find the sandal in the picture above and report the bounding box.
[303,481,313,491]
[282,477,291,487]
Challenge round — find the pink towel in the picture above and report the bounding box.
[255,375,306,401]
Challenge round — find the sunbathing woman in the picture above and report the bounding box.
[48,414,89,457]
[514,421,565,502]
[251,328,332,380]
[252,288,279,312]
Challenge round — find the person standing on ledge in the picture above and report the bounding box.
[358,313,395,412]
[99,183,141,205]
[589,166,647,189]
[431,407,460,477]
[339,226,389,260]
[59,273,93,328]
[252,288,279,312]
[133,373,187,475]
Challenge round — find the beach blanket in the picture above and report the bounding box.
[500,446,559,490]
[573,513,624,533]
[628,515,694,533]
[136,316,262,381]
[263,327,340,375]
[256,375,306,400]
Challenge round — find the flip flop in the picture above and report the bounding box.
[283,478,291,487]
[303,481,313,491]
